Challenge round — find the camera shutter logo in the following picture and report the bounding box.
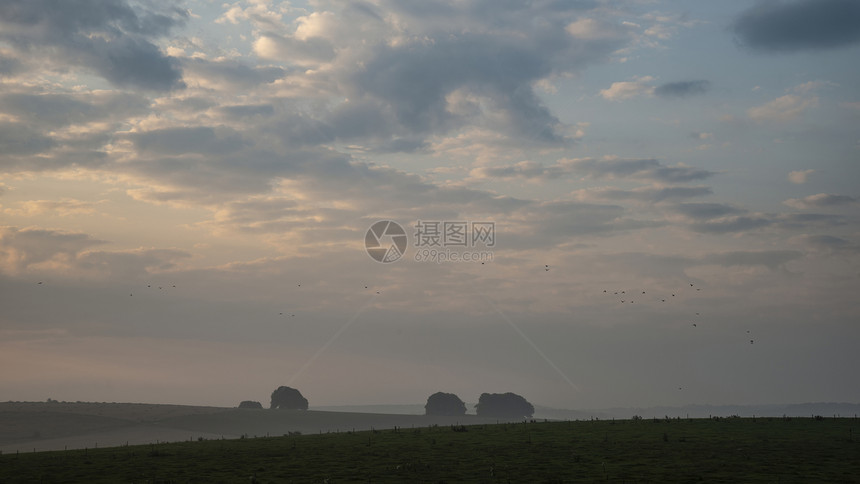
[365,220,407,263]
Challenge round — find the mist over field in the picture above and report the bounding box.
[1,0,859,418]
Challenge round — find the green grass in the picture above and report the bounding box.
[1,417,858,483]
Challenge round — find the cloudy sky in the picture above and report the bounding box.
[1,0,859,410]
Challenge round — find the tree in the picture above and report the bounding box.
[270,386,308,410]
[238,400,263,409]
[474,392,534,418]
[424,392,466,416]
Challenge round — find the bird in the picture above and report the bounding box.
[750,340,754,344]
[690,284,694,287]
[365,286,368,289]
[661,299,665,302]
[672,294,675,297]
[37,281,43,285]
[604,290,607,293]
[642,291,645,294]
[692,323,697,327]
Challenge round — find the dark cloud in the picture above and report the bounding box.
[0,91,150,128]
[218,104,275,120]
[183,58,287,88]
[77,248,192,277]
[732,0,860,52]
[690,216,773,234]
[777,213,845,228]
[344,1,628,144]
[784,193,857,209]
[0,226,106,270]
[654,80,711,98]
[130,127,248,155]
[0,0,186,90]
[0,121,56,157]
[702,250,803,269]
[565,158,716,183]
[474,158,715,184]
[673,202,746,219]
[798,234,860,253]
[0,54,23,77]
[582,186,713,203]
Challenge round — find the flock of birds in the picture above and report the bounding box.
[33,262,760,400]
[597,280,755,345]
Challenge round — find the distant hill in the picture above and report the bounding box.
[533,402,860,420]
[0,401,505,453]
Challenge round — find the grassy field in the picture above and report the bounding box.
[1,416,857,483]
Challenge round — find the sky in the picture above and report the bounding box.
[0,0,859,411]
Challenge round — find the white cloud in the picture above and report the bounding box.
[748,94,818,121]
[788,169,815,184]
[783,193,857,209]
[599,76,655,101]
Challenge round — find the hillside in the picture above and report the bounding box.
[2,416,858,483]
[0,401,503,453]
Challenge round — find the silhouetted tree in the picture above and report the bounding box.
[270,386,308,410]
[238,400,263,409]
[424,392,466,416]
[475,392,534,418]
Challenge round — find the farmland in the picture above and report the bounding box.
[1,411,857,483]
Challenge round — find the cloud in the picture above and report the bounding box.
[0,226,105,273]
[4,199,103,217]
[599,76,655,101]
[0,121,56,157]
[689,215,773,234]
[783,193,857,209]
[472,157,715,184]
[732,0,860,52]
[0,0,187,91]
[702,250,803,270]
[788,169,815,184]
[0,90,150,128]
[129,126,249,156]
[654,80,711,98]
[795,234,860,254]
[574,186,713,203]
[672,202,746,220]
[748,94,817,121]
[182,58,287,89]
[562,157,716,183]
[253,32,337,67]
